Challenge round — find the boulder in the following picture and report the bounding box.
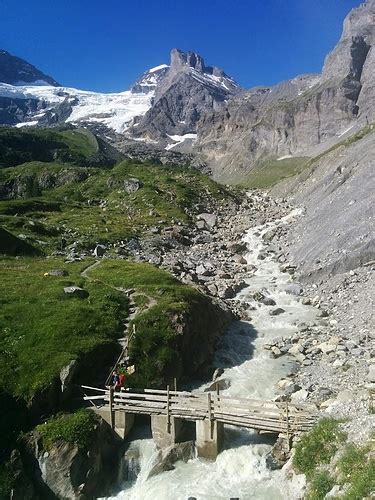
[60,360,77,393]
[212,367,224,381]
[197,213,217,228]
[285,283,303,296]
[262,297,276,306]
[124,177,142,193]
[93,244,106,257]
[205,378,231,392]
[290,389,309,403]
[265,435,291,470]
[22,418,123,499]
[148,441,195,478]
[317,342,336,354]
[63,286,89,299]
[270,308,285,316]
[47,269,68,277]
[253,291,265,302]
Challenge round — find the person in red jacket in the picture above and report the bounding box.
[118,371,126,389]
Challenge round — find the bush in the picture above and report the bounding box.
[307,470,335,500]
[338,443,375,500]
[293,418,346,478]
[36,409,98,450]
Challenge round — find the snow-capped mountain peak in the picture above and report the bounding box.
[130,64,169,94]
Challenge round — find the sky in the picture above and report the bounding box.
[0,0,362,93]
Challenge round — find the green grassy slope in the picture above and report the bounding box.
[0,127,99,167]
[0,159,234,251]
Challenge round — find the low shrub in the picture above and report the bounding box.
[37,409,98,450]
[307,470,335,500]
[293,418,346,478]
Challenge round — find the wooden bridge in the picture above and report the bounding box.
[82,385,319,459]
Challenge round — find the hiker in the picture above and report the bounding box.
[118,371,126,389]
[111,371,119,388]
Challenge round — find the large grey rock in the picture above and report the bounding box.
[197,213,217,228]
[285,284,303,296]
[148,441,195,478]
[47,269,68,277]
[123,177,143,193]
[23,418,123,499]
[94,244,106,257]
[63,286,89,298]
[60,360,77,393]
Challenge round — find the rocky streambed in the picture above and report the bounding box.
[106,202,328,499]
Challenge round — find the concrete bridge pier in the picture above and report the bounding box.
[151,415,184,448]
[196,419,224,460]
[94,408,135,439]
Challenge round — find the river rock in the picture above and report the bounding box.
[253,291,265,302]
[270,308,285,316]
[265,435,291,470]
[262,297,276,306]
[148,441,195,478]
[205,378,231,392]
[212,367,224,381]
[284,283,303,296]
[63,286,89,298]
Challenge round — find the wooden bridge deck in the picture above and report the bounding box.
[82,386,318,435]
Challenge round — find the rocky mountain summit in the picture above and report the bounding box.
[0,49,59,86]
[129,49,240,145]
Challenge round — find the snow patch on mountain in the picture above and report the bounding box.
[0,82,154,133]
[165,133,197,150]
[149,64,169,73]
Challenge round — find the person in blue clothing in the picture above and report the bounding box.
[111,371,119,388]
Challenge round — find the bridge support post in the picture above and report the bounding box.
[195,419,224,460]
[93,408,134,439]
[151,415,183,449]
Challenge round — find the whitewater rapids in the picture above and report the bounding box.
[109,208,316,500]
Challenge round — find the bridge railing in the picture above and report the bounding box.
[82,385,319,435]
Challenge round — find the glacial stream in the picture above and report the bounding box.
[110,209,318,500]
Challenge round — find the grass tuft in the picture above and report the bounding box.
[36,409,98,450]
[293,418,346,478]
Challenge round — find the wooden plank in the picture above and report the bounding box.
[83,395,107,401]
[81,385,107,393]
[212,411,312,429]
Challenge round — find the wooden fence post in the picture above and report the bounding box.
[174,377,177,393]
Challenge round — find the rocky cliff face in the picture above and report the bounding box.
[195,0,375,182]
[0,49,60,86]
[17,419,123,499]
[129,48,240,145]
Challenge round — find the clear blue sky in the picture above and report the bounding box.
[0,0,361,92]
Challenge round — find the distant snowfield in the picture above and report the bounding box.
[165,133,197,150]
[0,82,154,133]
